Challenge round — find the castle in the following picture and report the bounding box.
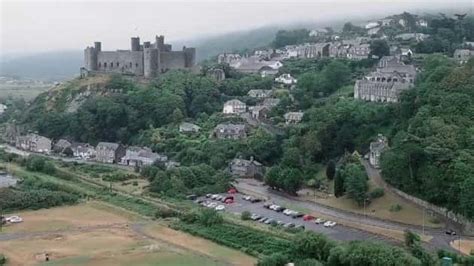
[83,35,196,78]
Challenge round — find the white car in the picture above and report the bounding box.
[315,218,325,224]
[208,202,218,208]
[215,205,225,211]
[211,194,219,200]
[324,221,337,227]
[283,209,296,216]
[6,216,23,223]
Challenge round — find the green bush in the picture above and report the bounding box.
[154,207,178,219]
[369,188,385,199]
[0,254,6,265]
[389,204,402,212]
[241,211,251,221]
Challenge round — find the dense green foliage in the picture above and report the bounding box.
[381,58,474,218]
[272,29,311,48]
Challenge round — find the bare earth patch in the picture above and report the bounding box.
[451,239,474,255]
[0,202,254,266]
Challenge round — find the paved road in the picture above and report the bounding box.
[232,179,458,252]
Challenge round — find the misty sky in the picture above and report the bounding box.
[1,0,473,56]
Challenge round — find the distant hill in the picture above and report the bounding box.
[0,51,83,81]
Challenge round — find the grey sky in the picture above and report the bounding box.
[1,0,472,55]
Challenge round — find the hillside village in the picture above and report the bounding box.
[1,9,474,266]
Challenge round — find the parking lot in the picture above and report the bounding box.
[195,192,398,244]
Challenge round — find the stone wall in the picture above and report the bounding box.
[160,51,186,71]
[97,51,144,76]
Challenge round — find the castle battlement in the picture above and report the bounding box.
[83,35,196,78]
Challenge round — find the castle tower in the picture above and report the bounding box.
[155,35,164,50]
[144,47,160,78]
[84,42,100,71]
[131,37,140,51]
[183,47,196,67]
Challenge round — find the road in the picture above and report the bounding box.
[232,178,457,252]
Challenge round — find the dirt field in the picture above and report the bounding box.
[0,202,256,266]
[451,239,474,255]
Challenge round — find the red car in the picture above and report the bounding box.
[228,188,238,194]
[303,215,315,221]
[224,198,234,204]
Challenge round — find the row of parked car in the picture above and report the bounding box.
[249,213,305,230]
[262,203,337,227]
[197,200,226,211]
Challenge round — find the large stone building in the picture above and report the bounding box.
[83,35,196,78]
[95,142,126,164]
[15,133,52,154]
[229,157,265,179]
[354,56,416,103]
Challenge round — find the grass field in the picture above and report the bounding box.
[0,84,50,101]
[299,167,443,228]
[0,202,256,266]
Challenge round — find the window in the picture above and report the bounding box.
[117,62,119,67]
[110,62,113,68]
[98,62,101,68]
[104,62,107,68]
[130,62,132,67]
[136,63,139,67]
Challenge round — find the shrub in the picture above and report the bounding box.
[198,208,223,226]
[132,181,139,186]
[369,188,384,199]
[0,254,5,265]
[241,211,251,221]
[257,253,289,266]
[154,207,177,219]
[390,204,402,212]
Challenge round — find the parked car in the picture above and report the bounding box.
[303,214,315,221]
[186,194,197,200]
[258,217,267,223]
[208,202,218,208]
[295,224,305,230]
[263,203,272,209]
[445,229,457,236]
[215,205,225,211]
[211,194,219,200]
[250,214,262,221]
[205,193,212,198]
[291,212,304,219]
[324,221,337,227]
[242,195,251,201]
[224,198,234,204]
[250,198,262,203]
[194,199,204,204]
[274,206,286,212]
[6,216,23,223]
[283,222,295,228]
[276,220,285,226]
[315,218,325,224]
[283,209,295,216]
[228,188,238,194]
[264,218,275,224]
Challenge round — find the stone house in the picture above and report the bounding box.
[16,133,52,154]
[211,124,247,140]
[223,99,246,114]
[95,142,126,164]
[284,112,304,124]
[53,139,72,154]
[369,134,388,168]
[207,68,225,81]
[247,89,272,98]
[229,157,265,179]
[262,98,281,109]
[275,74,297,85]
[453,49,474,64]
[347,44,371,60]
[120,146,167,167]
[179,122,201,133]
[71,143,96,159]
[250,105,270,121]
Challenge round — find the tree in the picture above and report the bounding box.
[334,170,345,198]
[241,211,251,220]
[370,40,390,59]
[171,108,184,124]
[292,231,336,261]
[343,163,368,206]
[257,253,289,266]
[326,160,336,180]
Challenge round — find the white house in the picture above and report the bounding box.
[0,104,7,114]
[365,22,380,29]
[223,99,246,114]
[275,74,297,85]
